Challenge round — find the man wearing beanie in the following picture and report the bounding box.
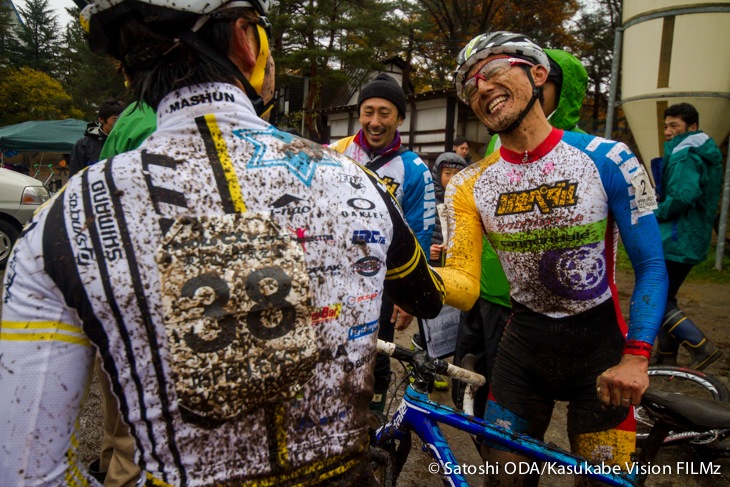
[330,73,436,411]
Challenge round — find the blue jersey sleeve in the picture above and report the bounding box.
[400,155,436,252]
[593,140,668,353]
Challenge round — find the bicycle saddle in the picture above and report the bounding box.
[641,388,730,431]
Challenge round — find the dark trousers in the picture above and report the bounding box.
[665,260,693,311]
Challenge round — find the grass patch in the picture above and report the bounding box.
[616,241,730,285]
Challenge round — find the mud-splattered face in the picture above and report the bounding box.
[467,55,542,133]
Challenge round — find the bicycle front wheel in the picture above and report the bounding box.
[635,366,730,445]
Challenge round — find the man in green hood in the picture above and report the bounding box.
[452,49,588,418]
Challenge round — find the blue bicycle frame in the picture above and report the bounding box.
[373,352,646,486]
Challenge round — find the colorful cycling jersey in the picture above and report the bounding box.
[439,128,667,356]
[0,83,444,486]
[329,135,436,252]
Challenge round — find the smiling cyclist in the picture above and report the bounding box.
[437,31,668,486]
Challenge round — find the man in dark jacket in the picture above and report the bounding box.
[652,102,723,370]
[69,99,126,177]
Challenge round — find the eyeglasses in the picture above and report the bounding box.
[462,57,535,102]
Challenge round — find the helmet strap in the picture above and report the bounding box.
[489,65,541,136]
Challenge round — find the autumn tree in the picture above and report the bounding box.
[573,0,622,134]
[270,0,399,141]
[406,0,581,90]
[0,66,83,125]
[5,0,62,75]
[0,2,17,68]
[57,6,127,120]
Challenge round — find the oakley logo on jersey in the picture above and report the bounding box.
[496,180,578,216]
[347,198,376,210]
[343,198,384,219]
[352,256,383,276]
[270,194,312,216]
[352,230,386,245]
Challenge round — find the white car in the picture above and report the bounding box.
[0,168,51,268]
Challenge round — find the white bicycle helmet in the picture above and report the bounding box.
[80,0,273,115]
[454,31,549,104]
[80,0,271,55]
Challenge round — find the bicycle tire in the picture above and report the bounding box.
[636,366,730,445]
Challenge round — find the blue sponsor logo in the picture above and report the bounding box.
[348,320,379,340]
[352,230,386,245]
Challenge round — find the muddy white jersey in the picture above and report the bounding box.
[439,128,666,355]
[0,83,444,486]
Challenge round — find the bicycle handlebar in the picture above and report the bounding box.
[377,339,486,387]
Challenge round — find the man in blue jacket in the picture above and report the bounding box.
[653,102,723,370]
[330,74,436,410]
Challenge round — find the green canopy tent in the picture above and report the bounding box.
[0,119,88,156]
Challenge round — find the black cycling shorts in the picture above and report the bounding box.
[488,299,630,438]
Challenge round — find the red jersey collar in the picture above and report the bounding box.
[499,127,563,164]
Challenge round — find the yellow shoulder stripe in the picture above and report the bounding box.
[1,321,90,346]
[203,114,247,212]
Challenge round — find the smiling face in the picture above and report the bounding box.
[466,55,547,133]
[359,98,403,150]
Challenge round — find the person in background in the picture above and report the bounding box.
[99,102,157,160]
[452,135,472,164]
[411,151,469,391]
[330,73,436,411]
[69,99,126,177]
[440,31,667,485]
[652,102,723,370]
[0,0,445,484]
[451,47,589,419]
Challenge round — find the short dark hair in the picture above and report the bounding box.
[98,99,126,120]
[664,103,699,128]
[453,136,469,147]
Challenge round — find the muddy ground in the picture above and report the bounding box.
[2,267,728,486]
[388,269,730,487]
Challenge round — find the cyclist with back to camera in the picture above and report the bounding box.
[0,1,445,485]
[437,31,668,485]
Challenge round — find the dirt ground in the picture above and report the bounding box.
[2,267,728,486]
[389,269,730,487]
